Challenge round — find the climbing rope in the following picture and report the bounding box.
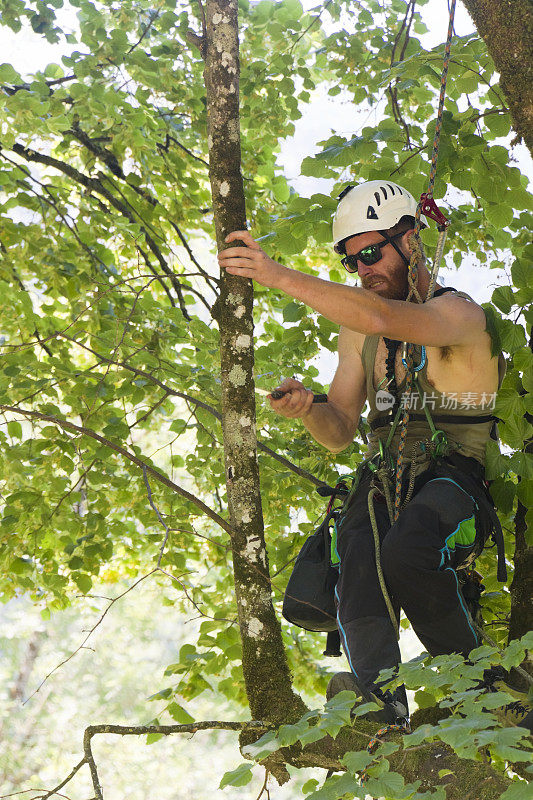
[368,485,399,639]
[392,0,457,522]
[359,721,411,786]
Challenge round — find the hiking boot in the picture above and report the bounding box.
[326,671,409,726]
[480,666,533,733]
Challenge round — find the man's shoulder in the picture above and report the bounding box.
[427,289,487,335]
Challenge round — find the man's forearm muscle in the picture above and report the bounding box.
[302,400,357,453]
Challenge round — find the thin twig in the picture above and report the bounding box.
[26,758,87,800]
[142,467,171,567]
[23,572,156,704]
[81,720,268,800]
[254,769,270,800]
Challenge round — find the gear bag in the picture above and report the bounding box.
[282,508,338,633]
[282,484,349,656]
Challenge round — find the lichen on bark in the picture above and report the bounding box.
[203,0,305,725]
[462,0,533,154]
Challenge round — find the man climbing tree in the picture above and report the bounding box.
[218,179,531,730]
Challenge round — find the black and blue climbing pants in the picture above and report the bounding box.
[334,458,485,699]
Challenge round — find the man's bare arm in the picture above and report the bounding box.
[218,231,487,348]
[269,327,366,453]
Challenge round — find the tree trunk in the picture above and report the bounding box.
[508,332,533,663]
[461,0,533,155]
[202,0,306,725]
[509,498,533,644]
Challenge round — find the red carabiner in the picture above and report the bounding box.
[420,193,450,229]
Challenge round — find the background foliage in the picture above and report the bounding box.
[0,0,531,796]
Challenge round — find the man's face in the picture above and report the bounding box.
[344,231,410,300]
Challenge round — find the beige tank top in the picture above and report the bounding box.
[361,290,506,470]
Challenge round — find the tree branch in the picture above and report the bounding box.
[7,142,191,318]
[56,332,329,488]
[0,404,233,535]
[157,133,210,167]
[29,756,87,800]
[81,721,268,800]
[66,125,217,296]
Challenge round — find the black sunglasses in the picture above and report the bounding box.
[341,231,406,273]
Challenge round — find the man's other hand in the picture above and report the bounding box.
[218,230,285,288]
[268,378,314,419]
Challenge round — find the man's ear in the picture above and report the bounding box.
[402,228,416,253]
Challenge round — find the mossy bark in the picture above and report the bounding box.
[461,0,533,154]
[508,334,533,665]
[203,0,305,725]
[254,716,512,799]
[509,497,533,647]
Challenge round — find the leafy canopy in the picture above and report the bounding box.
[0,0,532,796]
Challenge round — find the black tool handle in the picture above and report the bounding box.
[270,389,328,403]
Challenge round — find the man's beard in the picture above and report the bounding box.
[362,263,408,300]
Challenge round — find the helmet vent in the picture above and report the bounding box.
[367,205,378,220]
[374,191,381,206]
[388,184,396,195]
[338,185,354,201]
[380,185,388,200]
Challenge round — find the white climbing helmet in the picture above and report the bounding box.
[332,180,428,253]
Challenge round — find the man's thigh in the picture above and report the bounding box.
[335,473,393,616]
[383,475,478,572]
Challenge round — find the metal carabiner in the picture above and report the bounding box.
[402,345,426,371]
[431,429,448,456]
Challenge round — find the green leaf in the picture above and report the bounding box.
[510,452,533,480]
[167,703,194,723]
[414,689,437,709]
[517,479,533,508]
[489,477,516,515]
[0,63,22,83]
[342,748,373,774]
[494,388,525,421]
[241,730,279,760]
[7,420,23,438]
[364,770,406,798]
[170,419,188,434]
[305,771,364,800]
[481,304,502,357]
[511,259,533,290]
[485,112,511,138]
[491,285,514,315]
[499,415,533,450]
[485,439,511,481]
[500,320,527,354]
[403,724,437,748]
[72,573,92,593]
[219,762,254,789]
[283,301,305,322]
[498,781,533,800]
